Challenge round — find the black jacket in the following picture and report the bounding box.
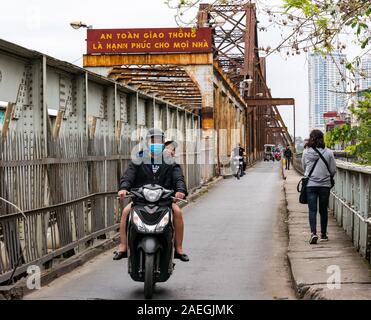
[233,146,245,157]
[119,154,188,196]
[284,148,292,158]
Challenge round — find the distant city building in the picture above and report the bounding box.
[323,111,353,151]
[308,52,347,132]
[347,55,371,112]
[355,54,371,92]
[323,111,351,132]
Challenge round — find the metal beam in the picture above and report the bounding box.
[83,53,213,67]
[245,98,295,106]
[266,127,288,132]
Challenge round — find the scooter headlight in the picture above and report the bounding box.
[143,188,163,202]
[132,211,169,233]
[132,211,146,232]
[155,212,170,232]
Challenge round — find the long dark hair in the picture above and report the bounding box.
[307,129,325,149]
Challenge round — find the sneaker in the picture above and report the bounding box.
[320,234,329,242]
[309,233,318,244]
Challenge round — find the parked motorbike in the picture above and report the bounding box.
[231,155,244,179]
[125,184,186,299]
[274,151,281,161]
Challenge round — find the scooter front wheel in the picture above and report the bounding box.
[144,253,155,299]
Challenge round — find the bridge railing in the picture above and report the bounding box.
[0,39,205,285]
[293,153,371,264]
[0,129,203,286]
[0,134,132,284]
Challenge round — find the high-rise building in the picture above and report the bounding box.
[308,52,347,132]
[358,54,371,91]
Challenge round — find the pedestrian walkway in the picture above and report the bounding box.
[284,169,371,299]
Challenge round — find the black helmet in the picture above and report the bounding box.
[146,128,165,140]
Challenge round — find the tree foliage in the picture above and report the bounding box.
[168,0,371,164]
[281,0,370,55]
[275,0,370,84]
[325,92,371,164]
[168,0,371,88]
[324,123,354,149]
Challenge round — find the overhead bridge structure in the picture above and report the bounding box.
[84,2,295,169]
[0,2,295,285]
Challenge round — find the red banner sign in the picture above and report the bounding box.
[86,28,212,54]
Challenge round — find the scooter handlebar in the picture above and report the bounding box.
[117,194,188,204]
[117,192,133,201]
[171,197,188,204]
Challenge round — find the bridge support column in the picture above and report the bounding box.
[184,64,215,183]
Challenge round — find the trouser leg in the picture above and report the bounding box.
[318,187,330,235]
[307,188,318,234]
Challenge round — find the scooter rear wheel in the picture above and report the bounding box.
[144,253,155,299]
[236,168,241,180]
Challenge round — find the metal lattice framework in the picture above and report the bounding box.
[197,2,257,89]
[109,65,202,110]
[197,1,294,147]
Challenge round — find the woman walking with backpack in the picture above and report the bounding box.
[302,130,336,244]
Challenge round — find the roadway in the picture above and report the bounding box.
[24,161,295,300]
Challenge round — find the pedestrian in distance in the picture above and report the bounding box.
[283,144,293,170]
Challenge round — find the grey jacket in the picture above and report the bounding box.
[302,147,336,187]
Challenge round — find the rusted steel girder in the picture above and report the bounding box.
[83,53,213,66]
[108,65,203,109]
[198,3,257,93]
[254,66,294,146]
[123,79,195,84]
[197,2,292,160]
[267,127,288,132]
[245,98,295,106]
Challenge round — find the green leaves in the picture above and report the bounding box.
[325,131,335,148]
[280,0,370,63]
[283,0,318,16]
[361,38,369,49]
[283,0,309,10]
[345,63,353,70]
[327,93,371,165]
[316,17,329,29]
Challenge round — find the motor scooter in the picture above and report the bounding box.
[125,184,186,299]
[231,156,244,179]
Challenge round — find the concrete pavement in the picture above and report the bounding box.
[24,161,295,300]
[284,168,371,299]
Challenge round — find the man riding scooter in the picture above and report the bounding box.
[113,128,189,262]
[233,143,246,174]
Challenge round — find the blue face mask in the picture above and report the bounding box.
[150,143,164,155]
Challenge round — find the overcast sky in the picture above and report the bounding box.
[0,0,313,138]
